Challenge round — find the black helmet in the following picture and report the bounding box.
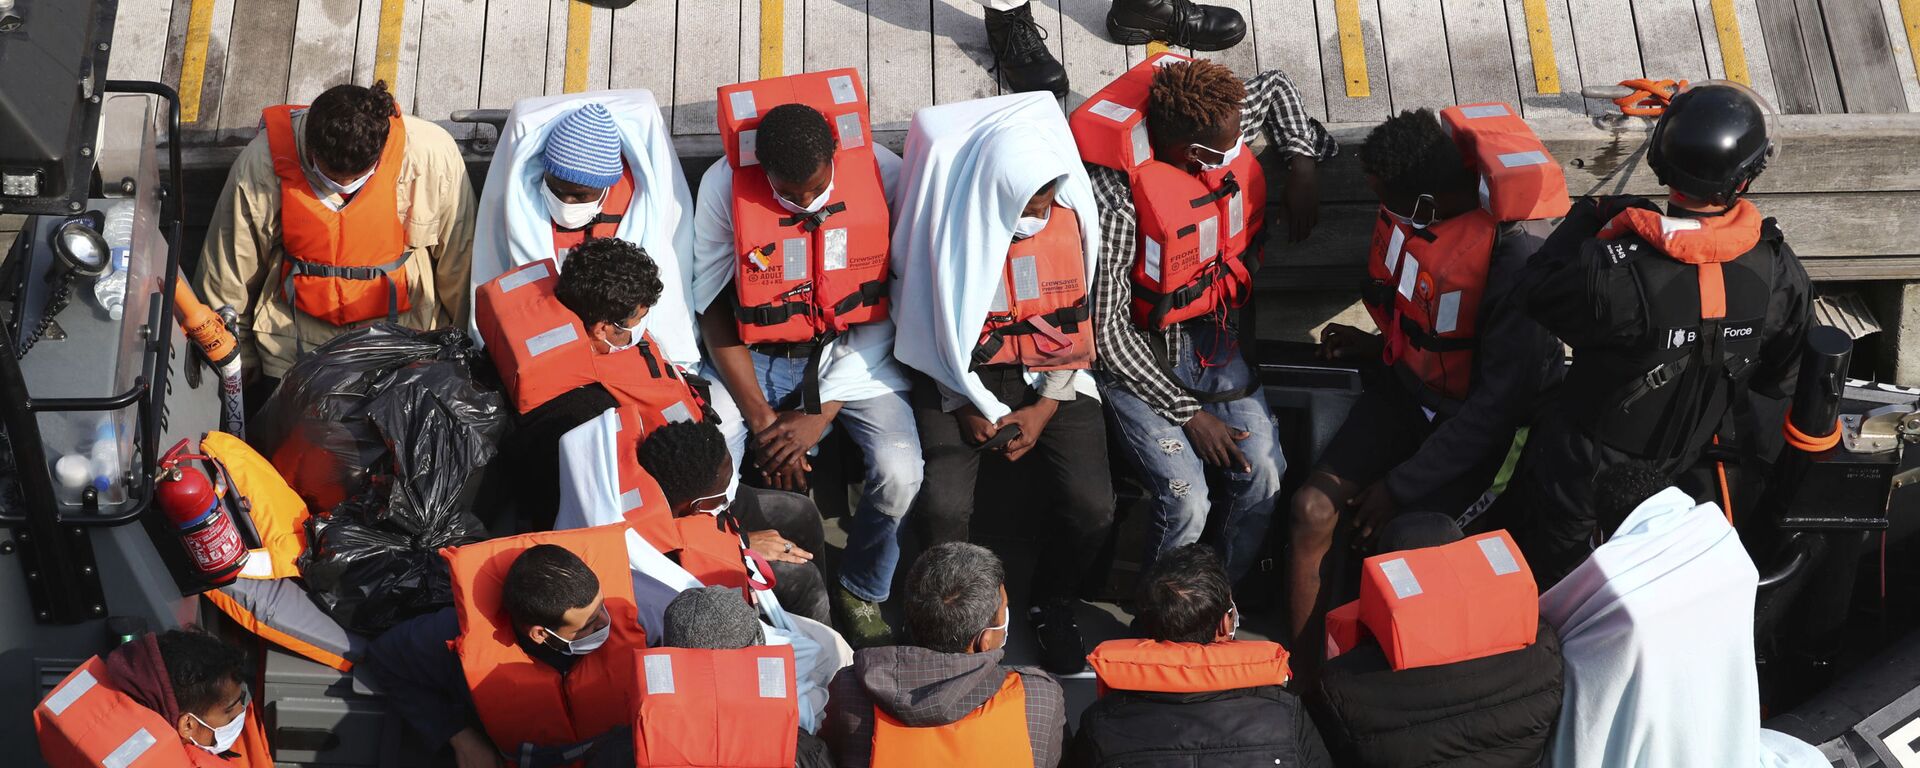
[1646,84,1772,206]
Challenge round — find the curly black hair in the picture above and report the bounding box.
[754,103,836,184]
[637,420,730,506]
[1147,59,1246,147]
[1135,544,1233,644]
[1358,109,1476,198]
[502,544,601,630]
[155,627,247,717]
[554,237,664,328]
[305,80,398,176]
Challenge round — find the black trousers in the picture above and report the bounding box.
[909,368,1115,606]
[736,485,832,624]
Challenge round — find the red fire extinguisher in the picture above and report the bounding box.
[156,440,247,585]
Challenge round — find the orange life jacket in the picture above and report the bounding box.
[1070,53,1268,331]
[475,258,706,416]
[869,671,1033,768]
[608,405,758,593]
[631,646,800,768]
[445,526,649,754]
[35,656,270,768]
[973,206,1095,371]
[1328,530,1538,671]
[716,69,891,345]
[263,105,412,326]
[551,166,636,256]
[1086,639,1291,697]
[1362,103,1569,404]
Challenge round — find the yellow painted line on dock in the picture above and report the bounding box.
[1146,40,1169,57]
[178,0,216,123]
[1899,0,1920,87]
[760,0,785,79]
[1334,0,1369,98]
[373,0,407,88]
[1709,0,1751,85]
[565,0,592,92]
[1520,0,1560,94]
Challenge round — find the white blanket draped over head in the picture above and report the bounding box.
[552,409,844,733]
[468,90,701,369]
[888,92,1101,422]
[1540,487,1827,768]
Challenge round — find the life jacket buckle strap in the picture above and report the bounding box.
[779,202,847,232]
[1188,172,1240,208]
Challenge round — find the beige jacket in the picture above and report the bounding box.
[193,112,476,378]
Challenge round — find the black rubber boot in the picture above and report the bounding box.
[1106,0,1247,52]
[986,4,1070,99]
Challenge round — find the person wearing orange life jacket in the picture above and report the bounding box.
[890,92,1112,677]
[1067,544,1330,768]
[476,237,708,531]
[1498,84,1813,586]
[364,529,649,768]
[823,543,1067,768]
[195,80,475,397]
[1073,56,1331,590]
[1287,108,1565,643]
[692,78,922,648]
[1311,515,1564,768]
[36,629,269,768]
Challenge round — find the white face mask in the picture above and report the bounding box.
[601,312,649,353]
[1012,212,1050,240]
[189,704,247,754]
[773,175,835,215]
[976,606,1010,651]
[1228,601,1242,640]
[543,182,606,230]
[315,164,375,196]
[545,606,613,656]
[1385,194,1438,230]
[1190,137,1244,172]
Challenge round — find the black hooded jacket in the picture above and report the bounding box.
[1064,683,1332,768]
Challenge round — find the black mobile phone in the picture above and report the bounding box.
[976,423,1023,453]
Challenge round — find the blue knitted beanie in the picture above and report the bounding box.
[543,103,623,188]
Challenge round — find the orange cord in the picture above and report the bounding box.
[1782,408,1843,453]
[1713,435,1734,523]
[1613,78,1689,116]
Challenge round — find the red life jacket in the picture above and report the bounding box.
[1327,530,1538,671]
[1362,103,1569,404]
[551,165,636,255]
[35,656,271,768]
[263,105,413,326]
[608,405,759,593]
[1086,639,1291,697]
[716,69,891,345]
[631,646,800,768]
[1070,53,1268,331]
[973,206,1095,370]
[869,671,1033,768]
[475,258,706,416]
[445,526,649,753]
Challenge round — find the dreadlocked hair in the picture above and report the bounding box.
[1147,60,1247,146]
[637,420,730,506]
[305,80,398,176]
[1358,109,1475,198]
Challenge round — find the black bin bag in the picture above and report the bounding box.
[251,324,512,634]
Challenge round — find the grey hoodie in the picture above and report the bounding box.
[823,645,1066,767]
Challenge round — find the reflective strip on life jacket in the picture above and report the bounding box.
[551,166,636,256]
[1087,639,1291,696]
[1364,209,1497,404]
[870,671,1033,768]
[717,69,892,346]
[263,105,413,327]
[34,657,239,768]
[475,258,706,416]
[632,646,800,767]
[1355,530,1537,670]
[446,526,648,752]
[1438,103,1571,223]
[973,206,1095,371]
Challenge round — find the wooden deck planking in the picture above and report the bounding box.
[1193,0,1263,80]
[1061,0,1131,111]
[1379,0,1457,113]
[1754,0,1824,113]
[1877,0,1920,109]
[1032,0,1069,102]
[543,0,613,95]
[287,0,361,106]
[739,0,806,83]
[479,0,552,113]
[1442,0,1522,109]
[1314,0,1390,122]
[611,0,680,127]
[931,0,1000,104]
[1825,0,1911,112]
[1251,0,1330,121]
[1794,0,1848,112]
[164,0,238,128]
[1564,0,1644,112]
[110,0,176,82]
[214,0,298,134]
[355,0,425,108]
[1502,0,1586,115]
[414,0,488,134]
[672,0,741,134]
[1629,0,1711,82]
[1690,0,1782,108]
[868,0,935,128]
[805,0,871,78]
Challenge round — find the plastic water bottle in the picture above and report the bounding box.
[94,201,135,321]
[89,419,119,498]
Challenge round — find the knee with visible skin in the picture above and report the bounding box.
[1291,483,1341,539]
